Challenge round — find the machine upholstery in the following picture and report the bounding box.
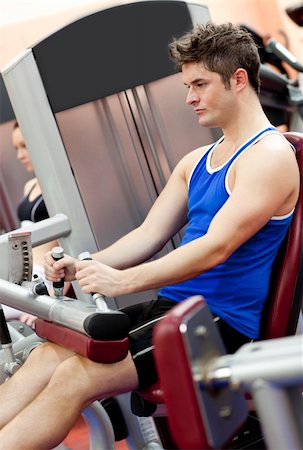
[35,319,130,363]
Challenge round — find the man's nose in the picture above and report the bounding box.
[186,88,198,105]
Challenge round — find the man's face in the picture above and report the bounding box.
[182,62,235,129]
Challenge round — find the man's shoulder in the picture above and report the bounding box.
[235,132,299,195]
[181,144,211,166]
[239,132,296,166]
[174,144,211,181]
[256,132,294,152]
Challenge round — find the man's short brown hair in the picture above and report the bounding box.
[169,22,261,94]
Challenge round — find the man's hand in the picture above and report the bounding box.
[44,252,77,283]
[75,259,124,297]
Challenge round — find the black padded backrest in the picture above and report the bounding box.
[260,132,303,339]
[31,1,193,113]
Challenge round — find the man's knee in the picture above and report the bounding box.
[48,354,134,402]
[46,355,94,402]
[23,341,74,370]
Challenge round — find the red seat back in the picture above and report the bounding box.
[260,132,303,339]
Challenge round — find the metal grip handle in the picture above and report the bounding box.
[78,252,108,311]
[51,246,65,297]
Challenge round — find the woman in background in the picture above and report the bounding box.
[3,122,59,327]
[13,121,49,226]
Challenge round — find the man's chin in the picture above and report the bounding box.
[198,117,212,128]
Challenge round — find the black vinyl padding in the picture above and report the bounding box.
[84,311,131,340]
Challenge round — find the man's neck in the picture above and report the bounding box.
[220,95,271,150]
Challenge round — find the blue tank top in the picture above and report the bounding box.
[159,127,294,338]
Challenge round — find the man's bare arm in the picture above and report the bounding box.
[44,151,195,282]
[76,136,299,296]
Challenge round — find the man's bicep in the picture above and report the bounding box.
[142,164,189,240]
[207,163,294,256]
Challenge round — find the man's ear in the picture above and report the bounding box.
[232,68,248,92]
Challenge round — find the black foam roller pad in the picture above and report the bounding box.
[84,311,131,340]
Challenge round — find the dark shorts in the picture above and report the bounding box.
[121,296,252,390]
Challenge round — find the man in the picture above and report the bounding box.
[0,22,299,449]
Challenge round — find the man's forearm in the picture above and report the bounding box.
[117,234,226,296]
[92,225,166,270]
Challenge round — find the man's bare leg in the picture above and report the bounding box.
[0,342,74,429]
[0,352,138,450]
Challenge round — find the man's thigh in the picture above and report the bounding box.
[53,352,139,404]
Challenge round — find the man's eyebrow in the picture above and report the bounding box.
[184,78,208,86]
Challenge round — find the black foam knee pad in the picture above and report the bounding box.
[84,311,131,340]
